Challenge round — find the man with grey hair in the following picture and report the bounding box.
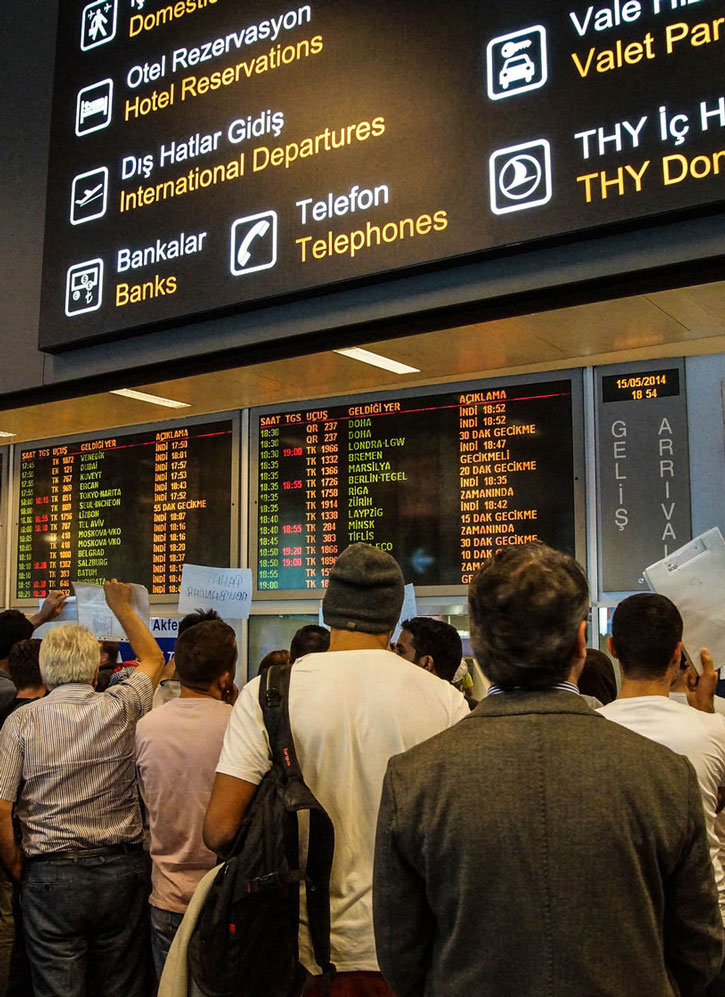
[204,543,468,994]
[374,543,723,996]
[0,580,165,997]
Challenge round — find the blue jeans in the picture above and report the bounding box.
[21,850,151,997]
[150,904,184,980]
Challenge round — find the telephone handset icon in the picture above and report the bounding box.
[230,212,277,276]
[237,219,271,269]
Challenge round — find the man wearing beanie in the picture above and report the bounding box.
[205,543,469,995]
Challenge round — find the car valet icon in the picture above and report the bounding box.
[486,26,547,101]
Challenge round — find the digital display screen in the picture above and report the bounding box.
[254,379,576,591]
[16,419,234,599]
[39,1,725,350]
[601,368,680,403]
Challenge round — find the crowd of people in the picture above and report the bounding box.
[0,541,722,996]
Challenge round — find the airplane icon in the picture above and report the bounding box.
[75,184,104,208]
[70,167,109,225]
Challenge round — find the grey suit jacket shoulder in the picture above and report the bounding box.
[374,691,723,997]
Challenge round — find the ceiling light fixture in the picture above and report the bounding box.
[110,388,191,408]
[0,431,16,438]
[333,347,420,375]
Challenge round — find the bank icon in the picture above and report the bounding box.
[230,211,277,276]
[489,139,552,215]
[70,167,109,225]
[65,259,104,316]
[81,0,118,51]
[75,79,113,137]
[486,25,547,100]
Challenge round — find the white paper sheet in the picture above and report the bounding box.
[392,584,418,643]
[37,596,77,622]
[644,528,725,673]
[73,582,150,640]
[178,564,252,619]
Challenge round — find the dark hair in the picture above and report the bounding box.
[611,593,682,679]
[258,649,290,677]
[8,639,43,690]
[401,618,462,683]
[177,608,221,638]
[289,625,330,664]
[174,620,237,688]
[579,648,617,705]
[0,611,34,660]
[468,543,589,690]
[99,640,119,663]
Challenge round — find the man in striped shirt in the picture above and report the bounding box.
[0,580,165,997]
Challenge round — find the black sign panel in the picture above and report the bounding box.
[596,359,691,592]
[40,1,725,349]
[15,419,234,599]
[254,378,576,592]
[601,367,680,402]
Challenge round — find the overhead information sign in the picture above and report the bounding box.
[15,419,234,600]
[253,377,577,593]
[596,359,691,592]
[40,0,725,350]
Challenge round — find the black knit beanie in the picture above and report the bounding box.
[322,543,404,634]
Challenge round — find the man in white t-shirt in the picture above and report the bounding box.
[135,619,236,980]
[204,543,468,995]
[600,594,725,949]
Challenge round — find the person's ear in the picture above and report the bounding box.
[217,671,232,692]
[92,667,99,690]
[420,655,436,675]
[607,635,618,660]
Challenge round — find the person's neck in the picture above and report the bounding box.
[15,686,44,699]
[179,684,221,700]
[618,676,672,699]
[670,673,687,694]
[328,629,390,653]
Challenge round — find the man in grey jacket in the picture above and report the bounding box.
[373,543,723,996]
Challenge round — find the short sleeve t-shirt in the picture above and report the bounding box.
[599,696,725,920]
[136,697,231,912]
[217,649,470,973]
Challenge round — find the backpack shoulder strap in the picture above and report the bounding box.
[258,664,336,983]
[259,663,302,781]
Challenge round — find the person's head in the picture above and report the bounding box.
[289,625,330,664]
[174,620,237,694]
[468,543,589,690]
[258,649,291,677]
[177,608,221,638]
[39,624,100,690]
[322,543,404,646]
[0,611,34,662]
[8,639,44,693]
[394,618,463,683]
[578,648,617,705]
[609,593,683,680]
[99,640,119,668]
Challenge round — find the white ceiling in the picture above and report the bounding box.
[1,279,724,445]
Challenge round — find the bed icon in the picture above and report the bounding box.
[75,80,114,136]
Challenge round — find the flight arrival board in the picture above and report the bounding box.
[254,379,576,591]
[15,420,233,599]
[40,0,725,350]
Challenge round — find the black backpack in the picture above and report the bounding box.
[187,664,336,996]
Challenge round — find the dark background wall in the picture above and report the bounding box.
[2,0,725,406]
